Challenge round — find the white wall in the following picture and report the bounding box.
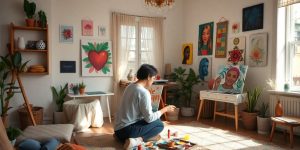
[0,0,184,126]
[182,0,277,104]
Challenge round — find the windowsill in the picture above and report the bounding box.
[268,90,300,97]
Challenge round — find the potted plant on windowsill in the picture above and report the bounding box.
[257,102,271,134]
[51,83,68,124]
[78,81,86,95]
[23,0,36,27]
[241,87,262,130]
[172,67,201,117]
[6,126,22,146]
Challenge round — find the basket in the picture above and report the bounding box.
[18,106,43,129]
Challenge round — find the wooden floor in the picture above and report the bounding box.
[75,116,300,149]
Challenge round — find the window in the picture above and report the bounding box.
[277,3,300,90]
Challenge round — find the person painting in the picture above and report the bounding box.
[114,64,176,149]
[213,67,240,93]
[198,24,212,56]
[182,45,190,64]
[199,57,209,81]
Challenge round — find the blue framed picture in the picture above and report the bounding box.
[242,3,264,32]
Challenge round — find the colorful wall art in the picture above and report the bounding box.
[242,3,264,32]
[248,33,268,67]
[198,22,214,56]
[213,64,248,94]
[227,36,246,65]
[182,43,193,65]
[198,57,212,81]
[215,21,228,58]
[59,25,73,43]
[82,20,93,36]
[232,22,240,34]
[81,39,113,76]
[147,85,163,112]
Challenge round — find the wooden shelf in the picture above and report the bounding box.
[21,72,49,75]
[12,25,47,31]
[15,49,48,52]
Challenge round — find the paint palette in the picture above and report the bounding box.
[154,139,196,150]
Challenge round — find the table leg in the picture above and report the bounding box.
[197,99,204,121]
[234,105,238,131]
[213,101,217,121]
[270,121,276,141]
[289,126,294,148]
[106,96,112,123]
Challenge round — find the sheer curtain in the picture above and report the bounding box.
[278,0,300,7]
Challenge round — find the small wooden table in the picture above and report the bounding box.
[197,90,246,131]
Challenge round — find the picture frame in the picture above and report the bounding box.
[98,25,107,37]
[59,25,73,43]
[60,61,76,73]
[215,21,228,58]
[198,57,212,81]
[227,36,246,65]
[82,20,93,36]
[248,33,268,67]
[242,3,264,32]
[198,22,214,56]
[182,43,193,65]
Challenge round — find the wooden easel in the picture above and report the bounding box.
[6,44,36,126]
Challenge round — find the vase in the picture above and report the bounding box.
[127,69,134,81]
[17,37,25,50]
[36,40,46,50]
[275,100,283,117]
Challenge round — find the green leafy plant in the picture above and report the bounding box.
[172,67,201,107]
[258,102,269,118]
[245,87,262,113]
[69,83,79,95]
[23,0,36,19]
[78,81,86,89]
[51,83,68,112]
[6,126,22,141]
[38,10,47,28]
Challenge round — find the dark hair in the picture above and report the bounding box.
[136,64,158,80]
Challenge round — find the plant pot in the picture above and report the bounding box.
[257,116,271,135]
[53,111,65,124]
[79,88,85,95]
[241,111,258,130]
[166,108,180,121]
[25,18,35,27]
[181,107,194,117]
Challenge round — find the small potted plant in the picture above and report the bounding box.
[257,102,271,134]
[79,81,86,95]
[23,0,36,27]
[51,83,68,123]
[69,83,79,95]
[6,126,22,146]
[38,10,47,28]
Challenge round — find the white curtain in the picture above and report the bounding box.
[278,0,300,7]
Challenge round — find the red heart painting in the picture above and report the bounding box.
[88,50,108,71]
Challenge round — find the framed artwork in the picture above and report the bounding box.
[182,43,193,65]
[98,26,107,37]
[81,39,113,76]
[213,64,248,94]
[198,57,212,81]
[215,21,228,58]
[248,33,268,67]
[198,22,214,56]
[60,61,76,73]
[242,3,264,32]
[227,36,246,65]
[232,22,240,34]
[59,25,73,43]
[82,20,93,36]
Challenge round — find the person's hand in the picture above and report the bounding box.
[213,77,221,90]
[161,105,176,114]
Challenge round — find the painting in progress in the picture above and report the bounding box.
[182,43,193,65]
[81,39,113,76]
[248,33,268,67]
[213,65,248,94]
[147,85,163,112]
[198,57,212,81]
[227,37,246,65]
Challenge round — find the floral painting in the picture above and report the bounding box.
[198,57,212,81]
[232,22,240,34]
[59,25,73,43]
[248,33,268,67]
[227,37,246,65]
[215,21,228,58]
[81,39,113,76]
[213,64,248,94]
[182,43,193,65]
[82,20,93,36]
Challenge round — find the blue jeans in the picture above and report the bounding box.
[114,119,164,143]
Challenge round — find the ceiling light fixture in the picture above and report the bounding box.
[145,0,175,11]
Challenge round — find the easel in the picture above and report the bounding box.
[6,43,36,126]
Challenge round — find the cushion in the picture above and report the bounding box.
[18,139,41,150]
[16,124,74,146]
[41,138,60,150]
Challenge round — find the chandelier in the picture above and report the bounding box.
[145,0,175,9]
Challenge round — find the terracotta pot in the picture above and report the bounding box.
[241,111,258,130]
[79,88,85,95]
[257,116,271,135]
[275,100,283,117]
[25,19,35,27]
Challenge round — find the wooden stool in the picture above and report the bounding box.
[270,116,300,148]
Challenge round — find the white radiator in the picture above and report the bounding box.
[269,93,300,135]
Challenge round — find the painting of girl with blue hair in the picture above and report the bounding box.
[198,57,211,81]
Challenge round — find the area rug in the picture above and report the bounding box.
[75,121,284,150]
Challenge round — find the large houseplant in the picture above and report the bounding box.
[257,102,271,134]
[23,0,36,27]
[172,67,201,116]
[241,87,262,130]
[51,83,68,123]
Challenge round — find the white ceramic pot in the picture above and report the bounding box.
[257,116,271,135]
[53,111,66,124]
[17,37,25,49]
[166,108,180,121]
[181,107,195,117]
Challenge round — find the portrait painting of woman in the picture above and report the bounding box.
[182,43,193,65]
[198,22,214,56]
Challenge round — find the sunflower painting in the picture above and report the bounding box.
[81,39,113,76]
[248,33,268,67]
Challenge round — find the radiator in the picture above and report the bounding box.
[269,93,300,135]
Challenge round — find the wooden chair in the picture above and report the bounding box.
[270,116,300,148]
[147,85,167,120]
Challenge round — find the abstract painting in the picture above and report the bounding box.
[243,3,264,32]
[248,33,268,67]
[182,43,193,65]
[215,21,228,58]
[213,64,248,94]
[81,39,113,76]
[198,22,214,56]
[227,36,246,65]
[82,20,93,36]
[59,25,73,43]
[198,57,212,81]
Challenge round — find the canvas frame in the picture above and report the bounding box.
[198,57,212,81]
[215,21,228,58]
[198,22,214,56]
[242,3,264,32]
[248,32,268,67]
[182,43,193,65]
[59,25,73,43]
